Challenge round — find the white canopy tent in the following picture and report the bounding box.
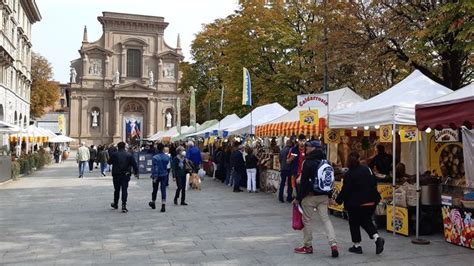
[329,70,453,241]
[329,70,453,128]
[261,87,364,127]
[173,120,219,141]
[49,135,77,143]
[0,121,21,133]
[186,114,241,138]
[224,103,288,135]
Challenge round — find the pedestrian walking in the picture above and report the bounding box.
[149,143,171,212]
[279,139,294,202]
[336,151,385,255]
[54,146,61,164]
[107,144,117,172]
[245,146,258,193]
[293,140,339,258]
[97,145,110,177]
[164,146,172,186]
[186,141,202,172]
[172,146,193,206]
[230,144,246,193]
[89,145,97,172]
[108,142,139,213]
[76,142,90,178]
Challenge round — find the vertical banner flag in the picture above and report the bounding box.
[190,86,196,130]
[176,97,181,134]
[379,125,393,143]
[242,67,252,106]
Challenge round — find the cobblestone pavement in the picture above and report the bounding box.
[0,156,472,265]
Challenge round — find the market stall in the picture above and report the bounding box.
[186,114,241,138]
[329,70,453,238]
[223,103,288,136]
[256,87,364,138]
[416,83,474,249]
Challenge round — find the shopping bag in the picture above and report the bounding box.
[198,168,206,179]
[292,205,304,230]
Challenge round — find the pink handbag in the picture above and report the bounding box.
[292,205,304,230]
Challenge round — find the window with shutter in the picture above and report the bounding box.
[127,49,141,78]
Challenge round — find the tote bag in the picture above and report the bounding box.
[292,205,304,230]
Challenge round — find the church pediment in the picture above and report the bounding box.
[156,50,184,60]
[114,82,153,92]
[81,45,114,56]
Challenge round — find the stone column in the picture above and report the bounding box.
[81,96,89,137]
[114,97,120,137]
[147,98,154,137]
[121,45,126,79]
[70,96,79,137]
[103,98,109,137]
[155,98,161,132]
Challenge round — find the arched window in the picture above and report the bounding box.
[0,104,4,121]
[14,111,17,125]
[127,49,141,78]
[19,114,22,127]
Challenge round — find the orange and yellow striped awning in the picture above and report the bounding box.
[256,118,326,138]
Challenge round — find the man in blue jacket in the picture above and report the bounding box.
[149,143,171,212]
[186,141,202,172]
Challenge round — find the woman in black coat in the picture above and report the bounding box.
[336,152,385,255]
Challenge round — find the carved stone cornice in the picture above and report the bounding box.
[98,12,169,34]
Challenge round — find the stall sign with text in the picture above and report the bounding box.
[435,129,460,143]
[297,94,328,108]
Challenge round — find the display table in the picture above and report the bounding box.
[442,205,474,249]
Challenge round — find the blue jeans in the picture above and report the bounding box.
[279,170,293,202]
[78,161,86,176]
[232,170,241,191]
[100,162,107,174]
[225,163,232,185]
[152,176,168,203]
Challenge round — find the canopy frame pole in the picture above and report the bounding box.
[412,128,430,245]
[392,121,396,236]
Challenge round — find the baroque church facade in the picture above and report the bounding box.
[68,12,182,145]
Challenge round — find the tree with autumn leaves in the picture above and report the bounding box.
[30,52,59,118]
[180,0,472,123]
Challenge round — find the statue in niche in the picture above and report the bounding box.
[166,112,172,128]
[91,110,100,127]
[113,70,120,85]
[148,70,154,87]
[89,59,102,76]
[163,63,175,79]
[70,68,77,84]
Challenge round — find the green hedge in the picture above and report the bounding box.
[16,152,52,175]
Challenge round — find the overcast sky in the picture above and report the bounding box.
[32,0,239,83]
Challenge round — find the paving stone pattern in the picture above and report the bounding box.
[0,155,473,265]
